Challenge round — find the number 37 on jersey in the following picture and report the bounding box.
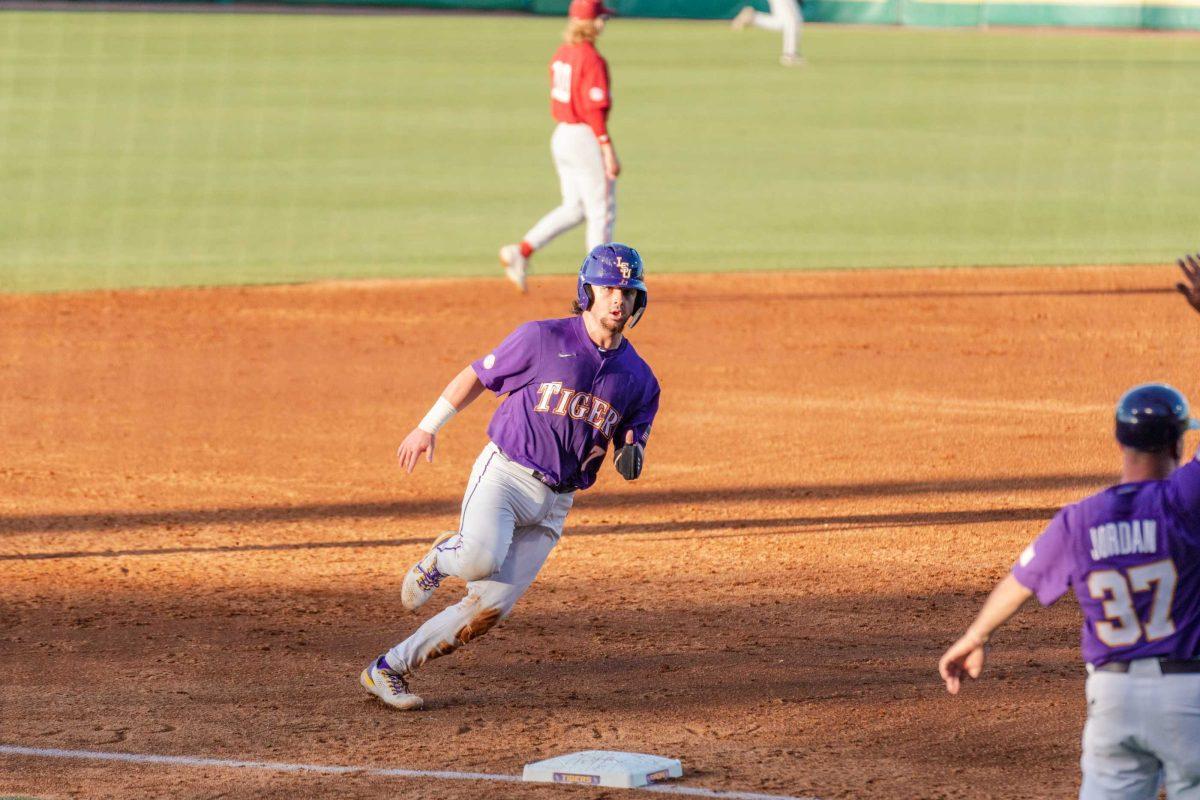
[1088,559,1178,647]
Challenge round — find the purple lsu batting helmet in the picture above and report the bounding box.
[576,243,648,328]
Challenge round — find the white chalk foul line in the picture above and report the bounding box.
[644,785,820,800]
[0,745,518,782]
[0,745,819,800]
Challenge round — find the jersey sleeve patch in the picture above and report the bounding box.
[588,86,606,103]
[1011,510,1073,607]
[482,353,496,370]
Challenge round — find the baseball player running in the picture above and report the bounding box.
[938,255,1200,799]
[731,0,805,66]
[499,0,619,293]
[361,243,660,710]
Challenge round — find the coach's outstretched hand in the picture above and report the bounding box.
[938,633,988,695]
[1177,253,1200,314]
[397,428,435,473]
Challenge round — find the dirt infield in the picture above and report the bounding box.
[0,265,1191,799]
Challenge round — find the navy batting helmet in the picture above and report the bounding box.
[576,243,648,328]
[1114,383,1199,451]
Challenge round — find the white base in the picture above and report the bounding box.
[522,750,683,788]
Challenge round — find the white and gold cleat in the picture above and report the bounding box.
[360,657,423,711]
[400,530,457,612]
[499,244,528,293]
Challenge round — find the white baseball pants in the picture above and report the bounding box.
[385,442,574,674]
[1080,660,1200,799]
[523,122,615,254]
[749,0,803,59]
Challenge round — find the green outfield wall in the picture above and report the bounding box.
[175,0,1200,28]
[805,0,1200,28]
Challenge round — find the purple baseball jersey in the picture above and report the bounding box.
[471,316,660,492]
[1012,457,1200,666]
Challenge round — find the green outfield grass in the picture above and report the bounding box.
[2,10,1199,292]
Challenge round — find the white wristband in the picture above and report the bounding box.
[417,397,457,435]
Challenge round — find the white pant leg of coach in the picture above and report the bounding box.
[1080,670,1162,800]
[386,444,574,673]
[1150,671,1200,798]
[523,123,588,251]
[1080,660,1200,800]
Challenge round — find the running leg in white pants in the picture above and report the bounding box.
[384,444,574,674]
[749,0,803,60]
[385,527,557,674]
[523,123,615,254]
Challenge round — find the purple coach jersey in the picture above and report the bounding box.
[1012,457,1200,666]
[471,316,660,492]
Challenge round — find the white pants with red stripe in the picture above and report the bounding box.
[523,122,615,255]
[749,0,803,59]
[384,443,574,675]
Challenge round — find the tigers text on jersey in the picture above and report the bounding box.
[472,316,658,492]
[1011,457,1200,666]
[549,42,611,140]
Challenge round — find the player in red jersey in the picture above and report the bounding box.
[499,0,620,292]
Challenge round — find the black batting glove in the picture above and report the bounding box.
[614,430,644,481]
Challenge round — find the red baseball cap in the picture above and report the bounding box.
[568,0,615,19]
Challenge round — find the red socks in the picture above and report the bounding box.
[519,241,535,258]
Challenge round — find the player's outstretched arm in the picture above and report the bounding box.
[396,365,486,474]
[1176,252,1200,315]
[938,574,1033,695]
